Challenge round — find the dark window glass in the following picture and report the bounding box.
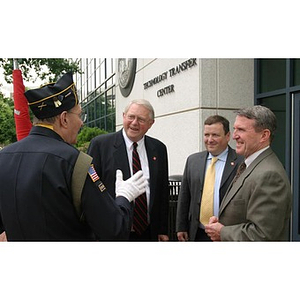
[293,59,300,86]
[258,94,286,166]
[259,59,286,93]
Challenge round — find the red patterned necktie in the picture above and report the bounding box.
[132,142,148,235]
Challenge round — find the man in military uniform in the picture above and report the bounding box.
[0,72,147,241]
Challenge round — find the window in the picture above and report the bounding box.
[76,58,116,132]
[258,59,286,93]
[257,95,286,166]
[292,59,300,86]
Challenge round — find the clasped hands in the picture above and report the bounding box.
[204,216,224,241]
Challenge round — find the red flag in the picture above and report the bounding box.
[13,69,32,140]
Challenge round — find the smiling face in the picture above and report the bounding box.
[204,122,230,156]
[123,103,154,142]
[233,115,271,158]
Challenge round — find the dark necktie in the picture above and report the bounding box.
[233,162,246,183]
[132,142,148,235]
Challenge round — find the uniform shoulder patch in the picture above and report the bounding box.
[88,164,106,192]
[88,164,100,182]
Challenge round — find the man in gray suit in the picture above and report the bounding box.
[176,115,243,241]
[205,106,292,241]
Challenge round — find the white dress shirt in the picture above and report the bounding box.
[122,129,150,217]
[244,146,270,168]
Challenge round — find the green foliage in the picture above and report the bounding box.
[0,58,81,84]
[0,58,82,147]
[0,92,17,145]
[76,126,108,153]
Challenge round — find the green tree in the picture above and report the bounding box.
[76,126,107,153]
[0,58,81,146]
[0,92,16,146]
[0,58,81,84]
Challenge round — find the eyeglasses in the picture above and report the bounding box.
[68,111,87,122]
[125,114,150,125]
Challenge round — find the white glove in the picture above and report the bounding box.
[115,169,147,202]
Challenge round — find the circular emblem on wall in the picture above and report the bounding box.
[118,58,137,97]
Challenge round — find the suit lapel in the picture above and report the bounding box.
[220,147,239,188]
[192,152,208,207]
[198,152,208,189]
[219,147,273,215]
[145,136,157,211]
[113,130,131,180]
[219,180,241,215]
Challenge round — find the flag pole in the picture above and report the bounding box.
[13,59,19,70]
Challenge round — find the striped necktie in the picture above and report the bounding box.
[132,142,148,235]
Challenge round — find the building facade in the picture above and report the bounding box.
[75,58,300,240]
[115,59,254,176]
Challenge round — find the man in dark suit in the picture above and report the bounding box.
[205,106,292,241]
[176,115,243,241]
[88,99,169,241]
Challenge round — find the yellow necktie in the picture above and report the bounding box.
[200,157,218,225]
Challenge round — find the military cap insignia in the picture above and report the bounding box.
[64,91,72,98]
[38,102,47,110]
[53,96,62,108]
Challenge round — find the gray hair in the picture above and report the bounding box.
[234,105,277,143]
[33,115,59,125]
[124,99,155,120]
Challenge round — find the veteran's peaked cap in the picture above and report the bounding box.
[24,72,78,119]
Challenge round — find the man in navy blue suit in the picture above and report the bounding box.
[88,99,169,241]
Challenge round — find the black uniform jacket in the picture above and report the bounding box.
[0,126,133,241]
[88,129,169,240]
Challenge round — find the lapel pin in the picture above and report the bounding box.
[153,157,157,161]
[231,162,234,166]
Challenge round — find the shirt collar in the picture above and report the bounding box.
[245,146,270,167]
[122,128,145,150]
[207,146,229,162]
